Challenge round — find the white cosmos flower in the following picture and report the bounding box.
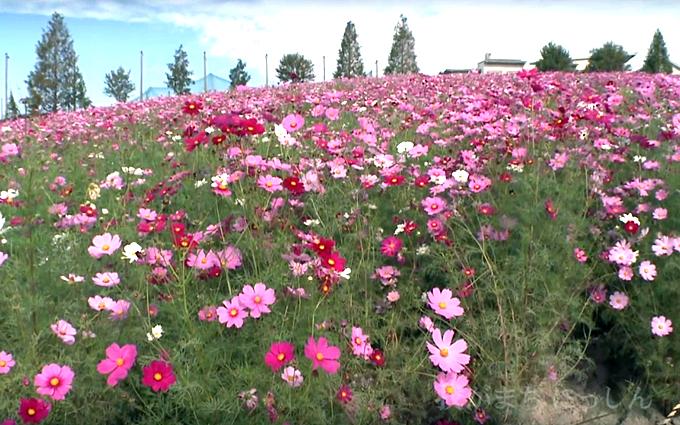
[121,242,143,263]
[146,324,164,341]
[452,169,469,183]
[339,268,352,280]
[396,141,414,154]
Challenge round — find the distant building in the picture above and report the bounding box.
[137,73,230,100]
[477,53,525,73]
[440,68,474,75]
[671,61,680,75]
[537,54,635,72]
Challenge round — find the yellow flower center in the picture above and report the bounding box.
[201,257,207,264]
[102,244,110,251]
[27,408,36,416]
[318,244,325,250]
[229,308,238,317]
[341,391,347,398]
[316,352,324,361]
[189,104,195,109]
[445,385,455,395]
[98,302,106,310]
[354,337,362,345]
[431,204,438,210]
[328,259,335,266]
[440,348,449,357]
[219,183,227,190]
[266,181,273,187]
[277,353,285,361]
[153,372,163,381]
[254,296,262,304]
[116,358,124,367]
[290,181,297,186]
[103,277,110,283]
[50,377,60,387]
[438,302,447,309]
[0,360,6,367]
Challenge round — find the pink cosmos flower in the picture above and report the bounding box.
[468,174,492,193]
[186,250,220,270]
[92,271,120,287]
[238,283,276,318]
[433,372,473,407]
[419,315,435,332]
[380,236,402,257]
[88,295,114,312]
[141,360,176,392]
[281,366,303,387]
[304,336,341,374]
[638,260,657,281]
[651,316,673,337]
[51,320,76,345]
[281,113,305,132]
[609,291,629,310]
[608,240,638,266]
[421,196,447,216]
[257,175,283,193]
[573,248,588,263]
[34,364,75,401]
[427,288,464,319]
[217,297,247,328]
[652,208,667,220]
[198,306,218,322]
[350,326,373,358]
[108,300,131,320]
[652,235,674,257]
[618,266,634,281]
[426,328,470,373]
[217,246,242,270]
[0,252,7,267]
[264,341,295,372]
[0,351,16,374]
[325,108,340,121]
[87,233,122,259]
[96,343,137,387]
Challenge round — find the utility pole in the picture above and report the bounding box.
[265,53,269,87]
[4,53,8,119]
[139,50,144,101]
[203,51,207,92]
[323,55,326,81]
[375,60,378,78]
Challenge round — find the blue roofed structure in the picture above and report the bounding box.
[137,73,231,100]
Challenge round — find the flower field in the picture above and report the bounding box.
[0,71,679,424]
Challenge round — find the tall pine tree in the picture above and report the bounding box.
[7,92,20,119]
[384,15,418,75]
[334,21,365,79]
[104,67,135,102]
[25,12,90,113]
[276,54,315,83]
[229,59,251,89]
[641,30,672,74]
[166,45,193,95]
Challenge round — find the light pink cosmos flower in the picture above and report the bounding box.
[108,300,131,320]
[0,351,16,374]
[652,235,674,257]
[239,283,276,318]
[652,208,667,220]
[325,108,340,121]
[92,271,120,287]
[426,328,470,373]
[468,174,492,193]
[88,233,122,259]
[217,246,242,270]
[638,260,656,281]
[421,196,447,216]
[281,366,303,387]
[0,252,7,267]
[609,291,629,310]
[96,343,137,387]
[51,320,76,345]
[186,250,220,271]
[618,266,634,281]
[281,113,305,132]
[427,288,464,319]
[34,363,75,400]
[88,295,115,312]
[433,372,473,407]
[608,240,638,266]
[651,316,673,337]
[350,327,373,358]
[304,336,341,374]
[217,296,247,328]
[257,175,283,193]
[419,316,435,332]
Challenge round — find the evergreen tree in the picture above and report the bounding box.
[641,29,672,73]
[166,45,193,95]
[276,53,315,83]
[229,59,251,89]
[334,21,365,79]
[104,66,135,102]
[7,92,20,119]
[586,42,632,72]
[535,42,576,71]
[384,15,419,75]
[25,12,90,113]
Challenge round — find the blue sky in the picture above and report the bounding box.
[1,0,679,109]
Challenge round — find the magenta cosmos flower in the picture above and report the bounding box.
[304,336,341,374]
[239,283,276,318]
[216,296,247,328]
[651,316,673,337]
[281,113,305,132]
[0,351,16,374]
[426,328,470,373]
[18,398,51,424]
[380,236,402,257]
[427,288,464,319]
[51,320,76,345]
[421,196,447,216]
[96,343,137,387]
[34,363,75,401]
[87,233,122,259]
[257,175,283,193]
[141,360,176,392]
[264,341,295,372]
[433,372,472,407]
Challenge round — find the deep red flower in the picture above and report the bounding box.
[544,199,558,220]
[141,360,176,393]
[18,398,51,424]
[336,384,353,404]
[384,174,404,186]
[182,100,202,115]
[211,134,227,145]
[623,221,639,235]
[242,118,265,135]
[309,237,335,256]
[414,175,430,188]
[283,176,305,196]
[320,251,346,272]
[370,349,386,367]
